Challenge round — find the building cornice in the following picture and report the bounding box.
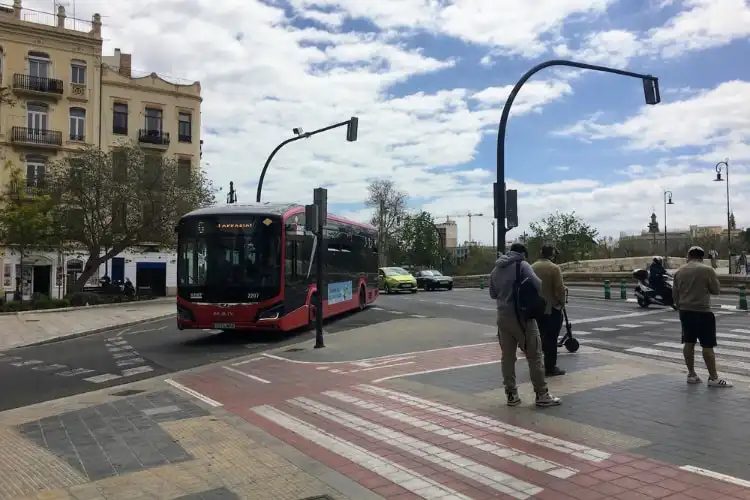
[0,18,102,47]
[102,79,202,103]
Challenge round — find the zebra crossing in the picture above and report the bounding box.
[574,311,750,376]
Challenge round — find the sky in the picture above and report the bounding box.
[23,0,750,246]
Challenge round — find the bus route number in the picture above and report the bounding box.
[247,292,259,300]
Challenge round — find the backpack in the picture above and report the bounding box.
[513,261,546,327]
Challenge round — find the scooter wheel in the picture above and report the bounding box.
[564,337,580,353]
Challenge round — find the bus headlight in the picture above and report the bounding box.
[257,303,284,321]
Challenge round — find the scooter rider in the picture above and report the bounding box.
[649,257,668,298]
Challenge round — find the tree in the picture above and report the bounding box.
[0,161,56,299]
[456,246,496,275]
[399,211,442,268]
[364,179,407,266]
[527,211,599,263]
[46,144,216,291]
[0,86,14,106]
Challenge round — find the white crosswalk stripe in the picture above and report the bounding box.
[250,386,614,499]
[578,312,750,376]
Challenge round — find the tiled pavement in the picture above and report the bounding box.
[4,325,750,499]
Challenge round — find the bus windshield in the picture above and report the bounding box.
[177,215,282,301]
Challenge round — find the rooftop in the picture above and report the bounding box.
[0,0,101,38]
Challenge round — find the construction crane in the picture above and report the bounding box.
[441,212,484,244]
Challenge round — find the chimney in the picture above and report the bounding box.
[119,52,132,78]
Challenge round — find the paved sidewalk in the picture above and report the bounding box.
[0,298,175,351]
[3,317,750,499]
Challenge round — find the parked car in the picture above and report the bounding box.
[378,267,418,294]
[412,269,454,291]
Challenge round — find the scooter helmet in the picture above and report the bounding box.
[687,246,705,260]
[652,256,663,266]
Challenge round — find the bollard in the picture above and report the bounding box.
[480,277,484,290]
[740,285,748,311]
[620,279,627,300]
[604,280,611,300]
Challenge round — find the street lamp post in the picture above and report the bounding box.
[714,159,731,257]
[494,60,660,256]
[255,117,359,203]
[663,191,674,259]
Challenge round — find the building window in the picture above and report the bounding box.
[71,60,86,85]
[69,107,85,141]
[27,103,48,131]
[177,158,191,186]
[28,53,50,78]
[178,112,192,142]
[25,157,46,188]
[113,103,128,134]
[144,107,162,132]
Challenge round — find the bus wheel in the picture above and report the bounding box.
[358,286,367,311]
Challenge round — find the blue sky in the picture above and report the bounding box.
[28,0,750,244]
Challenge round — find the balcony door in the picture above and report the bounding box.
[27,104,48,131]
[145,108,163,134]
[26,158,46,189]
[28,57,50,79]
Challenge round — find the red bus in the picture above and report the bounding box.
[175,202,380,332]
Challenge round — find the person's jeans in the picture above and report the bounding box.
[497,311,547,394]
[539,308,563,372]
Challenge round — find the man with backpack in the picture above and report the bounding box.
[489,242,562,408]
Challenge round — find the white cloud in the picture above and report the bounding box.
[562,0,750,69]
[553,80,750,156]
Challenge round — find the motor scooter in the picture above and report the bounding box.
[633,269,677,309]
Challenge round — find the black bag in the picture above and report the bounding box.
[513,261,546,326]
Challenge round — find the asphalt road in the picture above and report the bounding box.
[1,288,746,411]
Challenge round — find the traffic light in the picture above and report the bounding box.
[346,117,359,142]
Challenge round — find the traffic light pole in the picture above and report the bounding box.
[306,188,328,349]
[495,60,660,256]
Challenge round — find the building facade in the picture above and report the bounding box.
[0,1,203,299]
[435,220,457,249]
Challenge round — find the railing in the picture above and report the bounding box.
[13,73,64,95]
[11,126,63,146]
[138,129,170,146]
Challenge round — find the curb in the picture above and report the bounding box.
[14,313,176,349]
[1,297,174,317]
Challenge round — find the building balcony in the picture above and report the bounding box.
[11,127,63,148]
[13,74,64,99]
[138,129,170,148]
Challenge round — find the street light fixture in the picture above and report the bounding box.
[663,190,674,259]
[714,159,731,256]
[255,117,359,202]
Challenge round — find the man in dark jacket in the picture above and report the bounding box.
[489,242,561,408]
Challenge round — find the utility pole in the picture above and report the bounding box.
[491,220,495,248]
[379,198,386,266]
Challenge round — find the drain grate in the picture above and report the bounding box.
[298,496,335,500]
[111,389,146,397]
[285,347,305,352]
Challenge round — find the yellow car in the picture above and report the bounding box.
[379,267,418,294]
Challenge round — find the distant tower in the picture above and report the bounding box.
[647,212,660,234]
[227,181,237,204]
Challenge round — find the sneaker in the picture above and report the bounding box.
[687,374,702,384]
[707,378,733,388]
[506,391,522,407]
[535,391,562,407]
[546,367,566,377]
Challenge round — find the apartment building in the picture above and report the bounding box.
[101,48,202,178]
[0,1,202,299]
[0,1,103,190]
